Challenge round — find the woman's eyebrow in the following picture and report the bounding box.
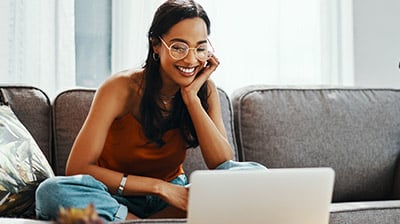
[169,38,207,45]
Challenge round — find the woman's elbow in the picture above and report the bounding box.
[65,159,88,176]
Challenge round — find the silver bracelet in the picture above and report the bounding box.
[117,173,128,196]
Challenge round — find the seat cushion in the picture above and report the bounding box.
[330,200,400,224]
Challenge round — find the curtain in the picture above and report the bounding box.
[0,0,75,99]
[111,0,354,95]
[111,0,164,73]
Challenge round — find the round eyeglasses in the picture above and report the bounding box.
[159,37,214,61]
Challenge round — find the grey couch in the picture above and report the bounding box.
[2,85,400,223]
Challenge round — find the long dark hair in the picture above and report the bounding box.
[140,0,211,147]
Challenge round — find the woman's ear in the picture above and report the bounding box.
[151,37,161,54]
[153,45,160,55]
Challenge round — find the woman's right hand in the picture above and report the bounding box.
[158,182,189,211]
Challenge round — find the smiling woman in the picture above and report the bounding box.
[34,0,267,222]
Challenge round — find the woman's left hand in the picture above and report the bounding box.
[180,54,220,104]
[158,182,189,212]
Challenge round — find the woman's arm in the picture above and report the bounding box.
[181,56,234,169]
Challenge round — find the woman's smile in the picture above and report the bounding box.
[175,65,198,77]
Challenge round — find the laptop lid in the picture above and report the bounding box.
[187,167,335,224]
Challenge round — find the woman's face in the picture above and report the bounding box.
[154,17,209,89]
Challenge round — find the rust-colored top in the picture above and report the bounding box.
[98,113,187,181]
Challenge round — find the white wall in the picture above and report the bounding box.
[352,0,400,88]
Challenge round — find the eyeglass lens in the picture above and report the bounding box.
[169,42,212,61]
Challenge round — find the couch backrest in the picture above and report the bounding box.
[52,89,95,175]
[53,88,237,176]
[0,86,52,165]
[232,86,400,202]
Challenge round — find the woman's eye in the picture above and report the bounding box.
[197,47,207,53]
[196,44,208,52]
[172,44,187,52]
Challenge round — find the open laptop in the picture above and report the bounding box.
[187,167,335,224]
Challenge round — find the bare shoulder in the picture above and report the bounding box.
[94,69,144,117]
[99,69,144,97]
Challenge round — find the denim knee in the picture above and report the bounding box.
[35,175,125,221]
[36,176,68,220]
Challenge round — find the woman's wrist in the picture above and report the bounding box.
[117,173,128,196]
[182,94,201,109]
[152,178,167,197]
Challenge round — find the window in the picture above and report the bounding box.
[1,0,353,97]
[112,0,354,95]
[0,0,75,98]
[75,0,111,88]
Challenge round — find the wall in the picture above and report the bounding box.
[352,0,400,88]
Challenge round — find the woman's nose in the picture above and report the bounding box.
[183,48,198,64]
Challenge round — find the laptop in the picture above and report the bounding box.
[187,167,335,224]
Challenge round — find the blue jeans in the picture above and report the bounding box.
[215,160,267,171]
[35,174,187,221]
[35,160,266,221]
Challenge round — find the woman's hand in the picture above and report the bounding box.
[180,54,220,104]
[158,182,189,211]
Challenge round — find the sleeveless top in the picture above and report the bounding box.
[97,113,187,181]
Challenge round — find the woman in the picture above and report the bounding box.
[36,0,265,221]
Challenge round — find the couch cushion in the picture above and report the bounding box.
[0,86,52,167]
[53,88,237,177]
[232,86,400,202]
[52,89,95,176]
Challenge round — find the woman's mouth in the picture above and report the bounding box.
[176,66,197,76]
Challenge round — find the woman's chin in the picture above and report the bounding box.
[179,71,196,78]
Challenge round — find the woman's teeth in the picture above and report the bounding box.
[177,66,195,73]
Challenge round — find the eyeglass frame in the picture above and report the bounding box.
[158,36,214,61]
